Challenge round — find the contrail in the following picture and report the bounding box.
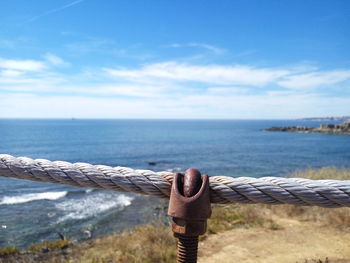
[23,0,85,24]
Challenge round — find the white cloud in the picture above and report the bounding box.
[206,87,248,95]
[166,43,226,54]
[44,53,68,66]
[0,69,23,77]
[1,55,349,119]
[0,55,68,90]
[278,70,350,89]
[79,84,168,98]
[105,62,290,86]
[0,58,46,72]
[189,43,226,54]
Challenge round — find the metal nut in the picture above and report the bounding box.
[168,169,211,237]
[172,218,207,237]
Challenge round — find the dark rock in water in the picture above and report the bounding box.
[57,233,65,241]
[147,162,158,166]
[265,122,350,135]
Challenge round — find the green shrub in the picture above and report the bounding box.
[0,246,20,257]
[29,239,71,253]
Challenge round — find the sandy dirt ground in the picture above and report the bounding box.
[198,217,350,263]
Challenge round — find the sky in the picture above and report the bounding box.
[0,0,349,119]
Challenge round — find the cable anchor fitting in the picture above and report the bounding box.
[168,168,212,263]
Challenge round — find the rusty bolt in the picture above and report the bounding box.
[168,168,211,263]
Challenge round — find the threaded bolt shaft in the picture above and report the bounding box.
[176,236,199,263]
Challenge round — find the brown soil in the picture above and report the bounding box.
[198,216,350,263]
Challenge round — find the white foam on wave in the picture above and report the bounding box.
[166,167,182,172]
[55,192,133,222]
[0,191,68,205]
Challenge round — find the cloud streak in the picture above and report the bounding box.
[166,43,226,54]
[44,53,69,67]
[23,0,85,24]
[105,61,350,91]
[105,62,290,86]
[278,70,350,89]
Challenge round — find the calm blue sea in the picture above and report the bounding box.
[0,119,349,248]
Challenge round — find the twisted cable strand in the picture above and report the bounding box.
[0,154,349,208]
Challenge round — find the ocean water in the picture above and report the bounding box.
[0,119,349,248]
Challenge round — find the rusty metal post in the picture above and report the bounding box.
[168,168,212,263]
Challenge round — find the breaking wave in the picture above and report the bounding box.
[0,191,68,205]
[166,167,182,172]
[55,192,133,222]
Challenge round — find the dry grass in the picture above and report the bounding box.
[1,167,349,263]
[269,167,350,229]
[76,224,176,263]
[293,167,350,180]
[29,240,71,253]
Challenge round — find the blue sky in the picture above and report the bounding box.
[0,0,349,119]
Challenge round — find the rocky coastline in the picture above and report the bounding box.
[265,122,350,135]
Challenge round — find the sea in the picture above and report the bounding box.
[0,119,349,248]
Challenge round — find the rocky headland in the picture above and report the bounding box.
[265,122,350,135]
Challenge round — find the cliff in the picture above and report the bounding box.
[265,122,350,135]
